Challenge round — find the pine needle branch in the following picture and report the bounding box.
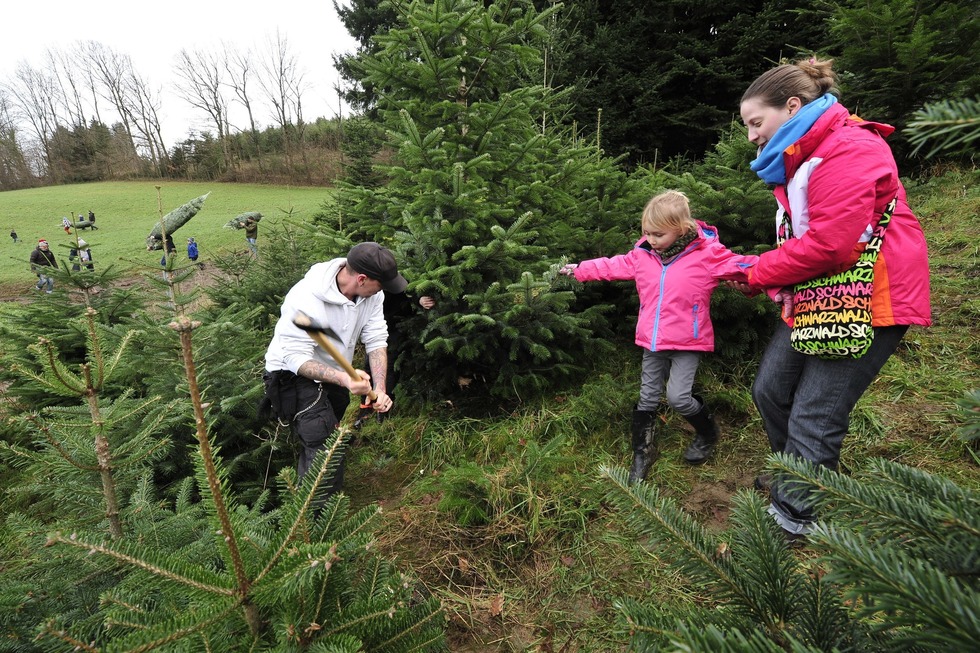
[904,96,980,158]
[255,429,354,584]
[813,525,980,650]
[102,598,242,653]
[46,532,235,597]
[600,466,769,620]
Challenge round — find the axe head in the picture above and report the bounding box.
[292,311,342,341]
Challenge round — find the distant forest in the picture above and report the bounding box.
[0,0,976,190]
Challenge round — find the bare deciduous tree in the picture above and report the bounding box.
[174,47,231,171]
[258,31,309,170]
[81,42,140,167]
[0,90,34,189]
[46,48,88,128]
[225,45,264,170]
[3,62,63,180]
[128,69,169,174]
[80,41,168,174]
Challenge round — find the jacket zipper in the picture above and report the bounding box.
[651,265,667,351]
[651,239,701,350]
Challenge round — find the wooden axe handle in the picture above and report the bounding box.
[294,313,378,402]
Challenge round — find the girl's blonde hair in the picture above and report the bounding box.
[741,56,838,108]
[642,190,697,233]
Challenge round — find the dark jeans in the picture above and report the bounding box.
[752,321,908,532]
[291,376,351,494]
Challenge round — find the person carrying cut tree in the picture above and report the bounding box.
[262,242,407,495]
[560,190,758,484]
[244,216,259,256]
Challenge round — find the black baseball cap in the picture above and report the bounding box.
[346,242,407,294]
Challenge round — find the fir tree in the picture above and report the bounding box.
[0,264,143,411]
[600,451,980,651]
[335,0,645,400]
[340,115,386,188]
[828,0,980,164]
[0,309,172,538]
[543,0,831,167]
[0,243,446,651]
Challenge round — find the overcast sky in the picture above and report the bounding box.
[3,0,359,143]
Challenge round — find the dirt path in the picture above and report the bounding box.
[0,263,224,305]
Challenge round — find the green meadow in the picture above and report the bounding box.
[0,181,333,294]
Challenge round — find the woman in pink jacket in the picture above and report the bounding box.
[561,190,757,484]
[739,57,931,542]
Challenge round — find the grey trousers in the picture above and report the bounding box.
[637,349,702,415]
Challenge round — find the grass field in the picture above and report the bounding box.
[0,181,333,295]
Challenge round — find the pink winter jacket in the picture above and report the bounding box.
[747,103,931,328]
[574,222,757,352]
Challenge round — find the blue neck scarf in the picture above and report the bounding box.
[750,93,838,185]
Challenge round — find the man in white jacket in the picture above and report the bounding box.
[263,242,407,493]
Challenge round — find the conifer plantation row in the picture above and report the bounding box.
[1,0,978,650]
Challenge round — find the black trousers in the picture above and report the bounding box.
[285,375,351,493]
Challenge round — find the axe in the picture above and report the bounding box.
[292,310,378,402]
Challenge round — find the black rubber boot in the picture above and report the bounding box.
[628,409,659,484]
[682,399,720,464]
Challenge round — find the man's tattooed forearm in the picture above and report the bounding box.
[297,360,344,385]
[367,348,387,391]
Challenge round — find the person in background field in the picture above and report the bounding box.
[244,217,258,256]
[30,239,57,293]
[187,237,201,267]
[62,216,72,234]
[69,239,94,271]
[156,233,178,284]
[157,233,176,265]
[10,229,19,243]
[736,56,931,543]
[560,190,758,484]
[262,242,407,496]
[88,210,96,225]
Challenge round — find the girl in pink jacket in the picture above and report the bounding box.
[740,57,931,542]
[560,190,757,484]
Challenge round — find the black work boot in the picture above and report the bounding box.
[628,409,659,484]
[682,399,720,464]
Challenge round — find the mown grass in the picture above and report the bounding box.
[0,181,333,296]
